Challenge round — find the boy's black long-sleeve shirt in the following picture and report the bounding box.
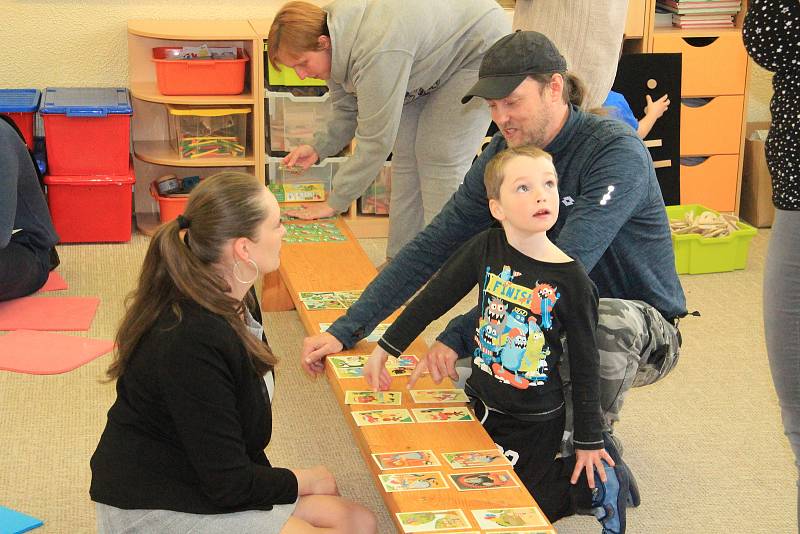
[379,228,604,449]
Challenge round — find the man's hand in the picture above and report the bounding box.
[300,332,344,377]
[571,448,615,489]
[283,144,320,171]
[285,202,337,220]
[407,341,459,389]
[365,346,392,391]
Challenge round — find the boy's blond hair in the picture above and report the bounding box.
[484,145,555,200]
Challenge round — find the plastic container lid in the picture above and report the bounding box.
[0,89,41,113]
[166,104,251,117]
[40,87,132,117]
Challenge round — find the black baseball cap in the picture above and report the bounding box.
[462,30,567,104]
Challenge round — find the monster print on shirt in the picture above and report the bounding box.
[473,265,560,390]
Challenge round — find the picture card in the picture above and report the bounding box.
[378,471,448,492]
[412,407,475,423]
[371,450,440,470]
[471,507,548,530]
[441,449,512,470]
[395,509,471,533]
[352,409,413,426]
[410,388,469,404]
[345,390,402,405]
[449,470,519,491]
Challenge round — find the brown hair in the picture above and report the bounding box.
[484,145,555,201]
[267,1,329,70]
[107,172,277,380]
[528,71,587,109]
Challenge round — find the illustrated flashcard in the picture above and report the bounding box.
[386,354,419,368]
[379,471,449,492]
[320,322,392,343]
[442,449,512,470]
[372,450,440,470]
[410,388,469,404]
[412,407,475,423]
[345,390,402,405]
[396,509,471,533]
[352,409,413,426]
[283,221,346,243]
[449,470,519,491]
[299,291,345,310]
[471,507,548,530]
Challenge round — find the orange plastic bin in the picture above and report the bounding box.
[152,47,249,96]
[150,181,188,223]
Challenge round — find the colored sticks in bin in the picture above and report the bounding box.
[179,136,245,158]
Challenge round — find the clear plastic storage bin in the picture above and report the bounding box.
[267,155,345,195]
[266,90,331,155]
[167,104,250,159]
[360,162,391,215]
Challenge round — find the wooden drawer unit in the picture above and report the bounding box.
[652,32,748,96]
[680,154,739,212]
[680,95,745,155]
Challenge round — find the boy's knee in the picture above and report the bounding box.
[344,502,377,534]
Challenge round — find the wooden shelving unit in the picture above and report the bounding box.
[127,20,264,235]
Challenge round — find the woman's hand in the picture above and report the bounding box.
[292,465,339,496]
[283,145,320,171]
[284,202,337,220]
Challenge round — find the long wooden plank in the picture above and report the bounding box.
[273,216,555,533]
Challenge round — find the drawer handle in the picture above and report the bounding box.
[682,36,719,48]
[681,97,714,108]
[680,156,709,167]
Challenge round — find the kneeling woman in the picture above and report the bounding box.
[90,172,376,534]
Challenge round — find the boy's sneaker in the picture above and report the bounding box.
[591,432,631,534]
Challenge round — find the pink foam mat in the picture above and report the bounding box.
[0,296,99,331]
[0,330,114,374]
[38,271,68,292]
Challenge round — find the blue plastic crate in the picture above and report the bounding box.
[0,89,40,112]
[40,87,131,117]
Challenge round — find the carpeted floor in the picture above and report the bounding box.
[0,227,794,533]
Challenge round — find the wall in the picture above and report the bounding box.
[0,1,774,120]
[0,0,324,88]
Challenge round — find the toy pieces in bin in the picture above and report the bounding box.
[269,182,326,203]
[163,45,238,61]
[669,210,741,238]
[181,137,245,159]
[156,174,201,197]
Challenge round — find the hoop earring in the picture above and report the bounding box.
[233,258,259,285]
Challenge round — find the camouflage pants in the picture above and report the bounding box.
[560,298,681,453]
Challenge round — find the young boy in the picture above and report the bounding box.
[365,145,631,533]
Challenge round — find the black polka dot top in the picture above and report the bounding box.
[743,0,800,210]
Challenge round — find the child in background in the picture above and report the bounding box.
[365,145,632,533]
[604,89,669,139]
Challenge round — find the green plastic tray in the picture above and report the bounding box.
[667,204,757,274]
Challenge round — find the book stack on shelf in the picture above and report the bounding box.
[656,0,742,28]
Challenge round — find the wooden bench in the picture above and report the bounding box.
[263,215,555,533]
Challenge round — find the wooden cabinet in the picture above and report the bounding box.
[127,20,264,235]
[648,3,750,213]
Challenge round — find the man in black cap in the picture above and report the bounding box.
[301,31,685,530]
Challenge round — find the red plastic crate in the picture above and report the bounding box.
[44,163,135,243]
[1,112,35,149]
[42,113,131,175]
[152,47,249,96]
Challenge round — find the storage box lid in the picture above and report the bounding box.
[166,104,251,117]
[40,88,132,117]
[0,89,41,112]
[44,161,135,185]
